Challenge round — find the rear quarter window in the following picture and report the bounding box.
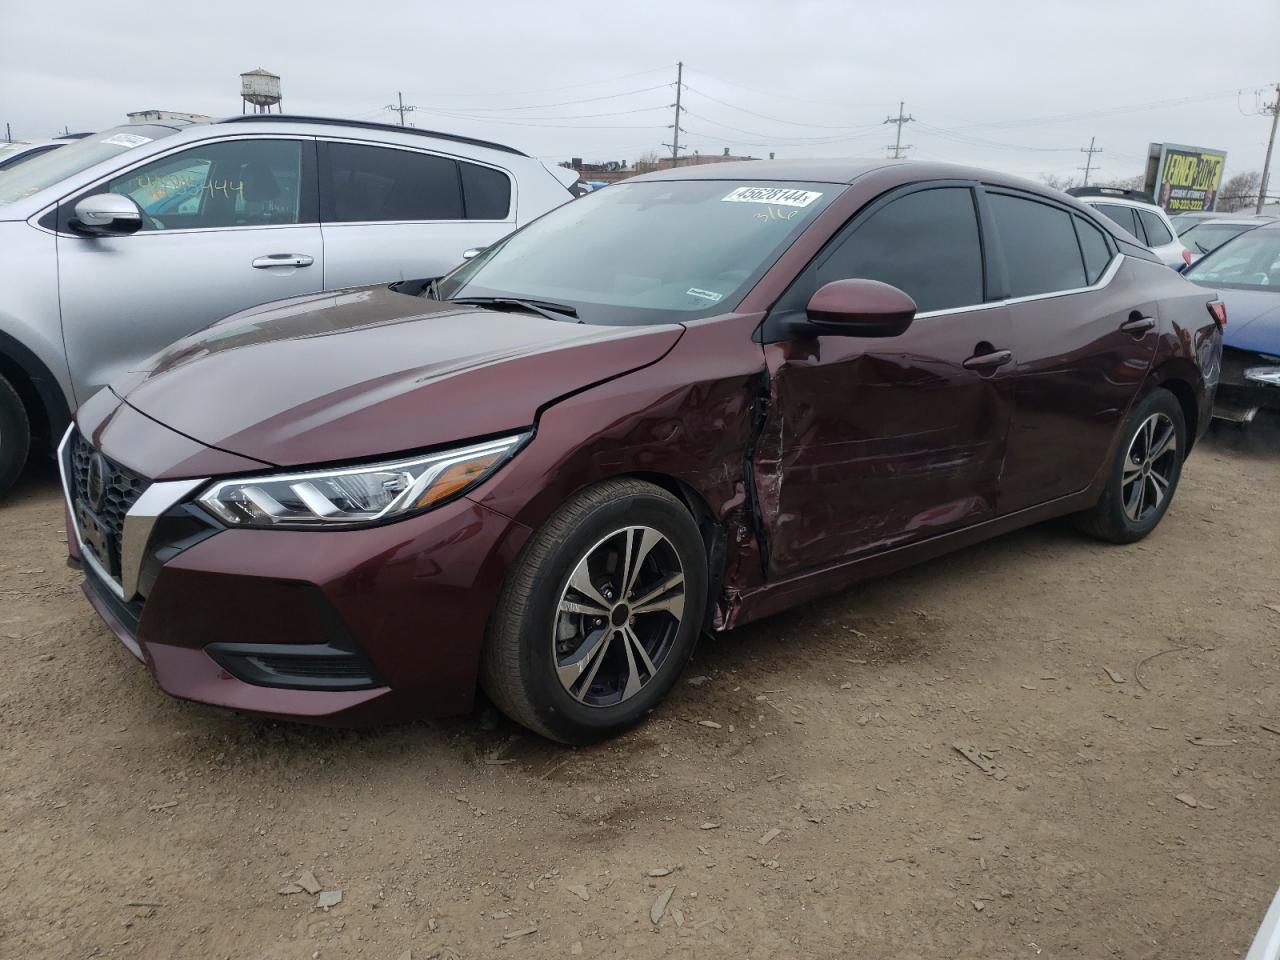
[988,193,1087,297]
[460,161,511,219]
[1137,209,1174,246]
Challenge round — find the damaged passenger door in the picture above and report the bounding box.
[755,183,1015,577]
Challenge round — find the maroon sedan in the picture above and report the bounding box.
[61,160,1223,743]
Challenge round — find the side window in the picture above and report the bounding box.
[323,143,462,222]
[1093,203,1141,241]
[460,161,511,219]
[988,193,1087,297]
[101,139,304,231]
[811,187,984,313]
[1137,209,1174,246]
[1073,216,1113,284]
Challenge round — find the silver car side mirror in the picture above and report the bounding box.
[73,193,143,236]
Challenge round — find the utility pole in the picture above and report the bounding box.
[4,123,10,143]
[663,62,686,167]
[1079,136,1103,186]
[883,101,913,159]
[1257,82,1280,214]
[385,92,419,127]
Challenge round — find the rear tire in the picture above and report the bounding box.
[0,373,31,497]
[1073,388,1185,544]
[481,478,707,744]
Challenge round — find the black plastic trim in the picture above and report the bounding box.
[206,642,382,691]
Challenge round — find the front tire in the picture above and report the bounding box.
[481,478,708,744]
[0,373,32,497]
[1073,388,1185,544]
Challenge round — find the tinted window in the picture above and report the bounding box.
[812,187,984,312]
[1092,203,1142,241]
[989,193,1086,297]
[1137,209,1174,246]
[103,139,303,231]
[1074,216,1112,284]
[460,161,511,219]
[325,143,462,222]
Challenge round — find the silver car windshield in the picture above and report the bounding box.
[437,179,836,324]
[1185,229,1280,290]
[0,125,178,205]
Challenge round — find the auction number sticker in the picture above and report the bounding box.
[100,133,154,149]
[721,186,822,207]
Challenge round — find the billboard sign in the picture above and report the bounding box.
[1145,143,1228,212]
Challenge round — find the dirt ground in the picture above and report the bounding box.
[2,425,1278,960]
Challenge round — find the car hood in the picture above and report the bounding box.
[1203,287,1280,354]
[113,285,684,467]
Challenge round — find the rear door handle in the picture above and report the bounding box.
[962,349,1013,371]
[252,253,314,269]
[1120,315,1156,336]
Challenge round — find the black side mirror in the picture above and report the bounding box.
[804,279,917,337]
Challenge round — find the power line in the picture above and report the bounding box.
[884,101,914,159]
[1079,136,1103,186]
[410,66,673,100]
[684,85,874,130]
[680,109,882,146]
[420,84,670,114]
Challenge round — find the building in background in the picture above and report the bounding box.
[562,147,762,186]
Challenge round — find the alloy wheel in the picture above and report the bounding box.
[1122,412,1177,523]
[552,525,686,708]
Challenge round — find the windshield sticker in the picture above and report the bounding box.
[100,133,153,149]
[721,186,822,207]
[686,288,723,303]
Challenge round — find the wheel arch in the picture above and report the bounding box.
[1145,360,1201,452]
[619,471,726,631]
[0,328,71,451]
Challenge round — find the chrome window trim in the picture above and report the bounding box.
[914,252,1123,321]
[58,425,208,602]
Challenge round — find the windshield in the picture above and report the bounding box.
[1184,229,1280,290]
[0,125,178,205]
[437,179,837,323]
[1181,222,1255,255]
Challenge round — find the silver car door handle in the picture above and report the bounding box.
[252,254,314,269]
[1120,315,1156,336]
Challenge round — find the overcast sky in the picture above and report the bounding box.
[2,0,1277,185]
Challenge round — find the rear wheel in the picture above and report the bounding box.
[481,478,707,744]
[0,373,31,497]
[1074,388,1185,544]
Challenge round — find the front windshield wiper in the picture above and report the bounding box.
[1195,241,1209,254]
[447,296,579,321]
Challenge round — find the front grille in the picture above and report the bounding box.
[69,430,150,577]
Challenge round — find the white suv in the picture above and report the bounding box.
[0,114,577,493]
[1068,187,1190,269]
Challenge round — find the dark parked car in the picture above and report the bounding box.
[61,160,1223,743]
[1182,221,1280,423]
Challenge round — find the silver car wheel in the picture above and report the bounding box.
[552,525,686,708]
[1122,412,1178,523]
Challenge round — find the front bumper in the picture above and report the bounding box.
[1214,346,1280,423]
[61,412,531,725]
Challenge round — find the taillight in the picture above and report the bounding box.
[1182,248,1193,266]
[1208,301,1227,328]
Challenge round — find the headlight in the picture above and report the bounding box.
[197,434,527,528]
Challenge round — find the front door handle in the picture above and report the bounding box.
[962,348,1013,371]
[1120,315,1156,336]
[252,253,314,269]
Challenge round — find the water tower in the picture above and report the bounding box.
[240,68,282,114]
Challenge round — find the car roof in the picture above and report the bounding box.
[626,158,1068,194]
[1186,217,1271,226]
[1078,195,1164,212]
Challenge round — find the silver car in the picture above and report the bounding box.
[0,114,577,493]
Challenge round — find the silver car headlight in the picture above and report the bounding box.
[196,434,527,528]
